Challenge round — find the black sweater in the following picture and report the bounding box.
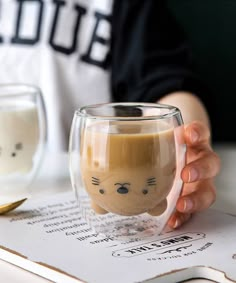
[110,0,219,139]
[111,0,207,103]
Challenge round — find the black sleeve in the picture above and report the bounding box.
[111,0,207,102]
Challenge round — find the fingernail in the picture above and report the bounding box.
[173,218,180,229]
[191,129,199,143]
[183,198,193,212]
[188,167,198,182]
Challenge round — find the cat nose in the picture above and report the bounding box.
[117,186,129,194]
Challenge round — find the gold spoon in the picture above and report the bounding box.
[0,198,27,215]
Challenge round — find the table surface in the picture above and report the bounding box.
[0,144,234,283]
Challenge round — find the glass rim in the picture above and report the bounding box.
[0,83,41,98]
[75,102,181,121]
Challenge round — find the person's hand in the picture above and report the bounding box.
[168,121,221,229]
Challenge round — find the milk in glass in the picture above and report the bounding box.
[0,101,39,204]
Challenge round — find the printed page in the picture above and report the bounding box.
[0,191,236,283]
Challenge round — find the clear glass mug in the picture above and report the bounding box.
[69,103,186,239]
[0,84,47,214]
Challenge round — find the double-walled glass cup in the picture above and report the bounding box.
[69,103,186,239]
[0,84,47,214]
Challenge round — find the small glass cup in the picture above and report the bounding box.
[69,102,186,239]
[0,84,47,214]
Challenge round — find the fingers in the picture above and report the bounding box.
[181,121,221,183]
[181,150,221,183]
[184,121,211,147]
[168,211,192,229]
[168,121,219,230]
[168,180,216,229]
[177,180,216,214]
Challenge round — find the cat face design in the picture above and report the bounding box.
[0,141,34,174]
[83,168,176,216]
[0,108,39,175]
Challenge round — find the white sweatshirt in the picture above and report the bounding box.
[0,0,113,152]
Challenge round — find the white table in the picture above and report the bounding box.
[0,144,234,283]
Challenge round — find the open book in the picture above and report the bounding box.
[0,191,236,283]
